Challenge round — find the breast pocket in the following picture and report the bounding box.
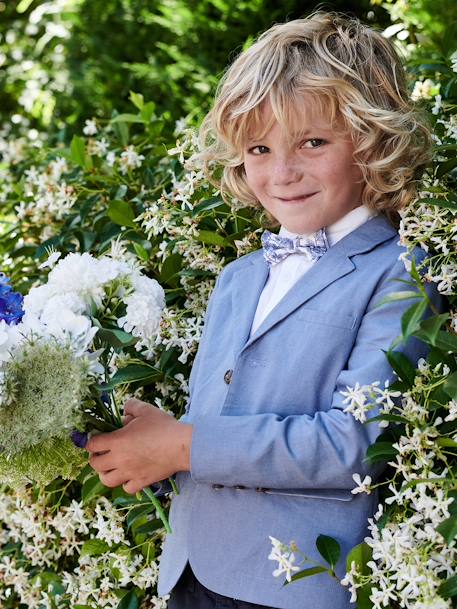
[295,307,356,330]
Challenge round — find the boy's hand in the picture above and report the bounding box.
[86,398,193,495]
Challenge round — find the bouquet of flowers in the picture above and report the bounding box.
[0,248,172,528]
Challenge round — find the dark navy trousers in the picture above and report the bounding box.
[168,563,279,609]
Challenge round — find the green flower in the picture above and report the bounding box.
[0,436,88,487]
[0,339,92,456]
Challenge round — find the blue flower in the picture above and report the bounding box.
[0,273,24,325]
[70,429,88,449]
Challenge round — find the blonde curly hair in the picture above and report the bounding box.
[197,10,432,226]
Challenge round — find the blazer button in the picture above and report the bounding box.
[224,369,233,384]
[212,484,224,490]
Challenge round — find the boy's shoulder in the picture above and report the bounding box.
[218,248,264,281]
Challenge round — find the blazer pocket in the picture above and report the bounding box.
[295,307,356,330]
[263,488,355,502]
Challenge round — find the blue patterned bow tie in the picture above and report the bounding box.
[261,228,329,266]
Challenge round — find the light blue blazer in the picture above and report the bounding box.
[158,214,442,608]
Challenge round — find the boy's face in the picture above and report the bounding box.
[243,100,365,234]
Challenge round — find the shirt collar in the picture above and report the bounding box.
[278,204,378,247]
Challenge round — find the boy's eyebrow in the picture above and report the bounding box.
[246,127,332,143]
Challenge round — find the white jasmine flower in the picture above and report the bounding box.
[174,118,188,135]
[431,94,442,115]
[119,145,145,174]
[351,473,372,495]
[341,382,373,422]
[444,400,457,422]
[38,250,61,270]
[106,150,116,166]
[83,119,98,135]
[411,79,436,101]
[93,138,109,156]
[268,536,300,582]
[451,50,457,73]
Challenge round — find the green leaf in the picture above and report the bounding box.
[437,158,457,178]
[133,518,164,536]
[315,535,340,568]
[436,437,457,449]
[80,539,110,557]
[401,300,428,339]
[438,574,457,599]
[16,0,35,13]
[112,119,129,146]
[127,504,154,528]
[129,91,144,110]
[385,350,416,387]
[141,102,156,123]
[81,475,109,504]
[367,413,409,425]
[412,314,450,346]
[148,120,165,137]
[133,242,150,261]
[443,372,457,400]
[107,200,137,228]
[97,327,137,349]
[365,441,397,464]
[117,589,139,609]
[70,135,92,170]
[435,332,457,354]
[376,290,421,307]
[286,565,328,584]
[192,197,226,215]
[345,543,373,608]
[197,230,228,247]
[417,197,457,211]
[346,542,372,573]
[100,364,162,391]
[160,253,183,285]
[437,514,457,544]
[111,113,146,124]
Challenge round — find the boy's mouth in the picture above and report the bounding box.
[276,192,318,203]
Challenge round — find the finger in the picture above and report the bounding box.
[89,451,118,473]
[86,427,123,454]
[121,414,135,426]
[123,480,144,495]
[124,397,151,418]
[100,470,128,489]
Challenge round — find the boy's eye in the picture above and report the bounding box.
[302,138,325,149]
[248,145,270,155]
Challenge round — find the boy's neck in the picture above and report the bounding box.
[279,204,378,247]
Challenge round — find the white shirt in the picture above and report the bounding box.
[249,205,378,337]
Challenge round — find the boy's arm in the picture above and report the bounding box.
[189,258,445,491]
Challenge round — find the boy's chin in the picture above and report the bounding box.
[280,220,325,234]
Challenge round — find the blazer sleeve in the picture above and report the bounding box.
[188,256,444,490]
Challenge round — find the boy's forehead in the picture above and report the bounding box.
[246,98,335,141]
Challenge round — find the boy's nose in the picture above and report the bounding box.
[272,158,302,185]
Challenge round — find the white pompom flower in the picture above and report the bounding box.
[117,274,165,355]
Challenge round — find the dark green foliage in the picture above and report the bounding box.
[0,0,384,136]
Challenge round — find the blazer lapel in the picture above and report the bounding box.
[231,251,269,357]
[231,214,398,355]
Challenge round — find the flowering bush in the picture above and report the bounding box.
[0,476,168,609]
